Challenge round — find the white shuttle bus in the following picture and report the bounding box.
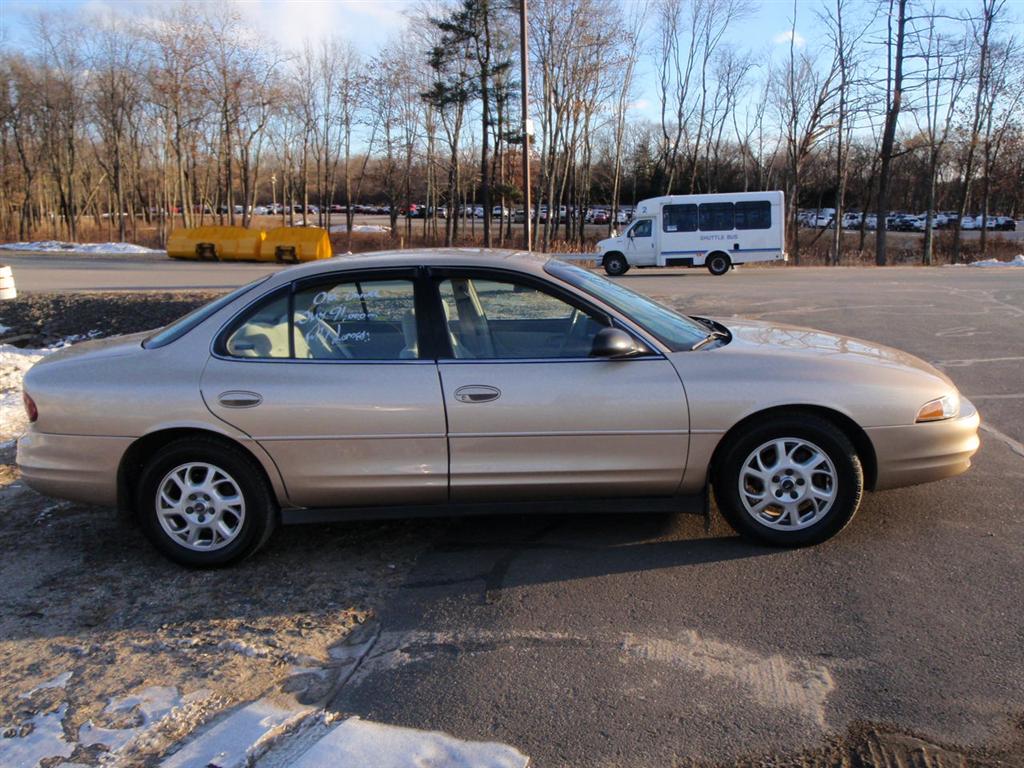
[595,190,786,276]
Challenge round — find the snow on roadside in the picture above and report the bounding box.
[0,338,98,445]
[285,717,530,768]
[968,254,1024,267]
[328,223,391,234]
[0,344,60,444]
[0,240,161,254]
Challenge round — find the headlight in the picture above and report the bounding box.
[916,393,960,422]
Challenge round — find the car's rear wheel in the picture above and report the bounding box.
[706,253,731,276]
[603,252,630,276]
[713,414,863,546]
[136,437,277,567]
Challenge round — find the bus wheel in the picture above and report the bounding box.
[707,253,731,276]
[603,252,629,276]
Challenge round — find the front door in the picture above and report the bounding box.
[431,270,689,502]
[625,217,657,265]
[201,270,447,508]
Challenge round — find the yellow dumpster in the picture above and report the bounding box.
[260,227,332,263]
[166,226,265,261]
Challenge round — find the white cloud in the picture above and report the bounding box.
[773,29,806,47]
[247,0,412,52]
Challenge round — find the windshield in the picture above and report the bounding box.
[545,261,712,351]
[143,276,271,349]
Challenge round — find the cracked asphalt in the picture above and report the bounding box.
[3,257,1024,765]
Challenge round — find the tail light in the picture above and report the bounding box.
[23,391,38,422]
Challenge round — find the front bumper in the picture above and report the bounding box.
[16,430,130,506]
[866,398,981,491]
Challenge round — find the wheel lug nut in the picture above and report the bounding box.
[186,506,193,513]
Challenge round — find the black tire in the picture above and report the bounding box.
[712,413,863,547]
[603,252,630,276]
[706,252,731,276]
[136,436,277,567]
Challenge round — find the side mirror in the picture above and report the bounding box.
[591,327,639,359]
[627,228,634,239]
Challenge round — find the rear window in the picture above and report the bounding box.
[143,276,271,349]
[734,201,772,230]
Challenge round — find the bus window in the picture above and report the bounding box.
[735,200,772,230]
[663,204,698,233]
[699,202,735,231]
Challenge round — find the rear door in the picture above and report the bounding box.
[200,268,448,508]
[430,269,689,502]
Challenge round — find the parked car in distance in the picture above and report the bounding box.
[17,249,979,566]
[985,215,1016,231]
[591,209,610,225]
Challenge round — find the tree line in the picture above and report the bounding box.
[0,0,1021,263]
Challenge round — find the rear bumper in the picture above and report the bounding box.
[16,431,129,506]
[867,398,980,491]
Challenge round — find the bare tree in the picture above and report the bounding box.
[776,0,841,264]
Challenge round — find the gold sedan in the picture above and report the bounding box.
[17,251,980,566]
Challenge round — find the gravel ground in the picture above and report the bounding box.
[0,291,223,347]
[0,291,433,766]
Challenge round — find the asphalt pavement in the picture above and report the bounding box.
[4,252,1024,765]
[327,264,1024,765]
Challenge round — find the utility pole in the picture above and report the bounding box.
[520,0,531,251]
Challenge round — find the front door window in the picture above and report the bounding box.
[437,277,608,359]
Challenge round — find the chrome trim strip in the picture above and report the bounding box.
[254,433,447,441]
[449,429,689,437]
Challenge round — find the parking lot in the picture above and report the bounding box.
[1,258,1023,766]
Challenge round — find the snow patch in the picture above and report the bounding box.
[79,686,184,752]
[0,704,75,766]
[0,344,59,442]
[159,698,316,768]
[20,671,73,698]
[217,639,272,658]
[0,324,11,335]
[968,254,1024,267]
[328,223,391,234]
[288,717,529,768]
[0,240,161,254]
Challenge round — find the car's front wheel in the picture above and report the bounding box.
[136,437,277,567]
[713,413,863,546]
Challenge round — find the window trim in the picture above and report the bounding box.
[425,266,661,362]
[211,267,432,363]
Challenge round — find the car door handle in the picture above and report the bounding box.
[218,390,263,408]
[454,385,501,404]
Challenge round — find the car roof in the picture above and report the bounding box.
[264,248,554,286]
